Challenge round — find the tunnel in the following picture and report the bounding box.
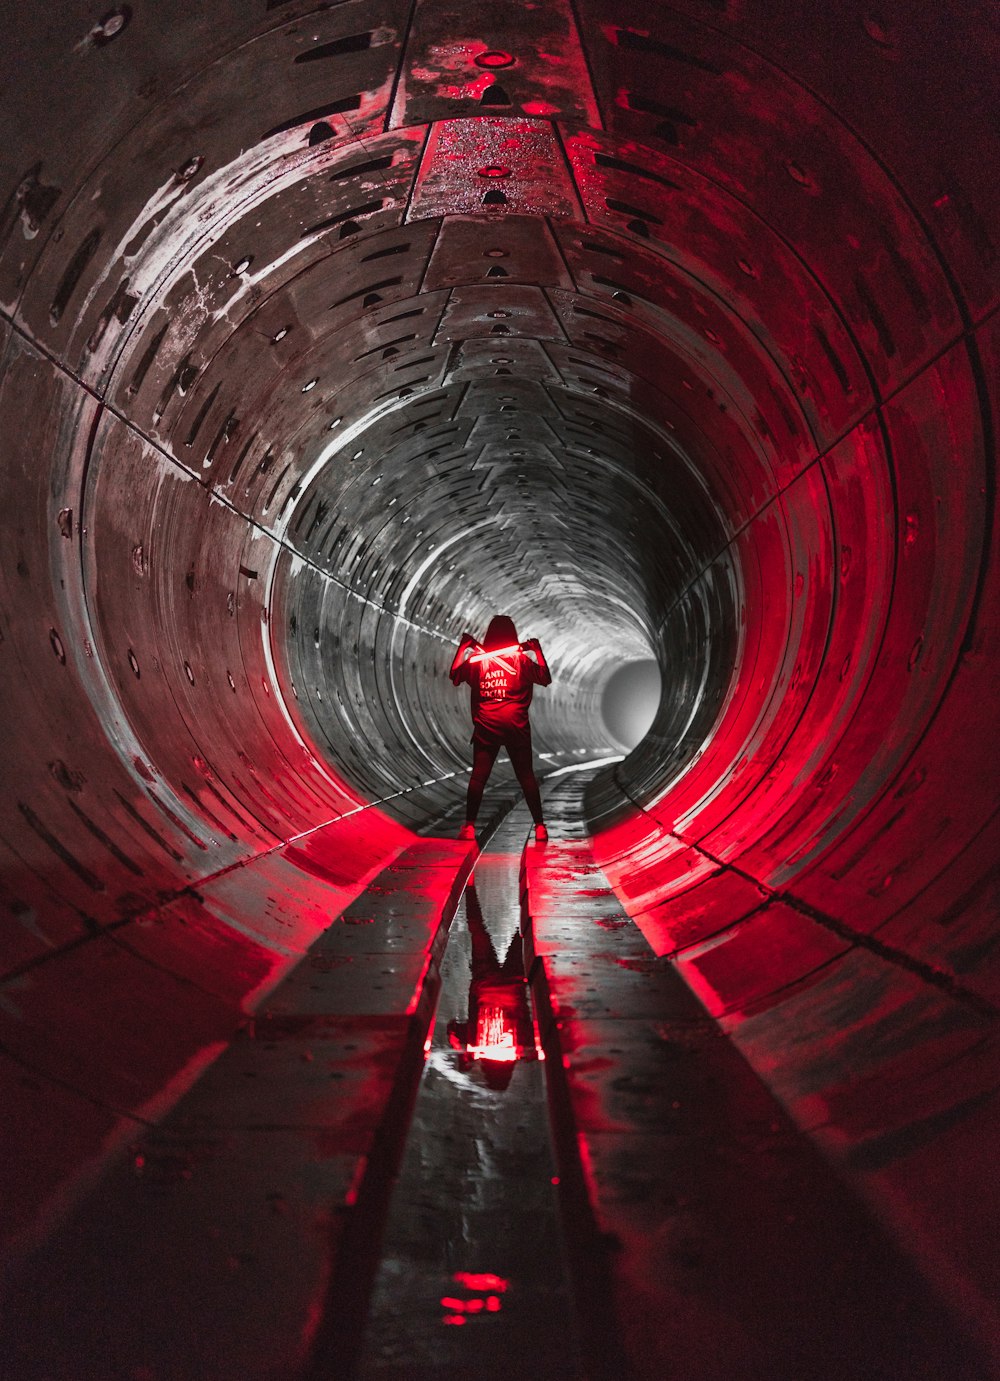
[1,0,998,1376]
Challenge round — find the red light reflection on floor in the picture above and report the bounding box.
[468,1005,519,1061]
[441,1272,509,1325]
[446,876,539,1078]
[453,1272,508,1292]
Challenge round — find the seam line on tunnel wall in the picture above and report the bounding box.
[646,820,998,1020]
[0,311,458,649]
[384,0,420,133]
[0,767,477,989]
[773,889,998,1020]
[564,0,607,131]
[956,328,997,662]
[647,317,970,649]
[646,322,988,882]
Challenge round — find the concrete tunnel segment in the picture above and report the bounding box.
[0,0,998,1366]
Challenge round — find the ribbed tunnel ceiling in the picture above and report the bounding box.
[11,0,994,832]
[2,0,999,1355]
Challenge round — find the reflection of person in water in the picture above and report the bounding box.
[450,615,551,841]
[446,883,535,1091]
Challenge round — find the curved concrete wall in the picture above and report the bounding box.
[1,0,997,1353]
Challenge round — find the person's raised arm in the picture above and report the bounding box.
[450,632,479,683]
[523,636,551,686]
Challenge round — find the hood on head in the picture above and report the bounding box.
[483,615,518,649]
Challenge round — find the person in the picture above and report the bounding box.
[450,615,551,841]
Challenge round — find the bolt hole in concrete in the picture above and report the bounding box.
[600,658,662,750]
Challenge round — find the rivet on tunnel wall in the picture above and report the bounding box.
[784,160,814,187]
[860,14,898,49]
[175,155,204,182]
[49,629,66,664]
[90,7,131,45]
[127,649,140,679]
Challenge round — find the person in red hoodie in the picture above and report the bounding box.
[450,615,551,841]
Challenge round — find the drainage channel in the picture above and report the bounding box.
[357,803,583,1379]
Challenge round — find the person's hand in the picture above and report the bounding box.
[523,636,540,650]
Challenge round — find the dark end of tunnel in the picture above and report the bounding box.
[600,657,661,751]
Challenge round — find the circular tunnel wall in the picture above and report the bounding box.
[1,0,998,1352]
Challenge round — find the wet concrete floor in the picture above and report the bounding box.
[1,766,993,1379]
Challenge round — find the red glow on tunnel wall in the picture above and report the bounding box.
[590,345,994,1045]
